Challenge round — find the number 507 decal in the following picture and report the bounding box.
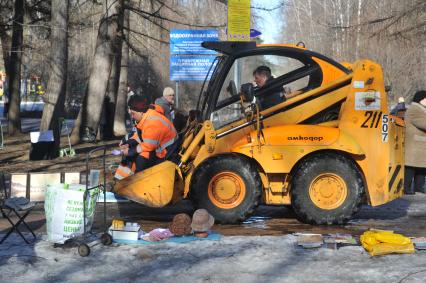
[381,114,389,142]
[360,111,389,142]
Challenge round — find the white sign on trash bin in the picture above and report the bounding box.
[30,130,54,143]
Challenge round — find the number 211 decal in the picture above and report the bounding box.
[361,111,389,142]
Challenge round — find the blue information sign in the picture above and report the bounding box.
[170,29,219,55]
[170,56,217,81]
[250,28,262,38]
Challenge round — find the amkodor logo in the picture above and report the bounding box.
[287,136,324,142]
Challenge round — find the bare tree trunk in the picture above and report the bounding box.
[0,2,13,78]
[292,0,302,41]
[7,0,24,135]
[113,8,129,137]
[78,0,123,142]
[307,0,313,48]
[355,0,362,59]
[102,44,121,139]
[39,0,69,153]
[0,32,11,76]
[103,6,124,139]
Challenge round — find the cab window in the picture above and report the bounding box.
[211,54,310,129]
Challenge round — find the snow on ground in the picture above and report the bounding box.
[1,233,426,283]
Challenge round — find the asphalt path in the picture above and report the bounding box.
[0,102,74,134]
[91,193,426,237]
[1,118,74,133]
[2,193,425,238]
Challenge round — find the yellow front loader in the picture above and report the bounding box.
[114,41,404,224]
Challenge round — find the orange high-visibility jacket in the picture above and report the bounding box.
[133,107,177,159]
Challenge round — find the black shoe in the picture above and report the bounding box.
[404,191,415,195]
[415,189,426,194]
[81,127,97,143]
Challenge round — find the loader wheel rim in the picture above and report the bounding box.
[309,173,348,210]
[208,171,246,209]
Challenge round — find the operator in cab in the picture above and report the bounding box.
[251,65,302,109]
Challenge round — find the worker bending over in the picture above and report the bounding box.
[114,95,177,180]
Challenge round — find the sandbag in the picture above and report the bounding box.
[360,230,415,256]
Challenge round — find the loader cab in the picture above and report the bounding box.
[197,42,351,129]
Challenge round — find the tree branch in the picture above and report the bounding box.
[322,16,395,30]
[124,37,148,59]
[123,25,169,44]
[154,0,185,18]
[370,2,426,37]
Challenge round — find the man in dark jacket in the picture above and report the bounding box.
[155,87,175,122]
[252,66,284,109]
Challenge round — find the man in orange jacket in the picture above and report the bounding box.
[116,95,177,178]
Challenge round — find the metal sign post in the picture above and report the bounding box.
[0,121,3,149]
[175,81,179,108]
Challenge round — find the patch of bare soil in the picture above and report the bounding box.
[0,133,122,174]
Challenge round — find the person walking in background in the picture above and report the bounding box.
[0,81,4,118]
[2,90,9,119]
[390,96,407,119]
[404,90,426,194]
[1,77,9,119]
[126,86,135,102]
[155,87,175,122]
[125,86,136,126]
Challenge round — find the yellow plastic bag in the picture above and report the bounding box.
[360,230,414,256]
[368,243,414,256]
[360,231,380,247]
[374,232,411,245]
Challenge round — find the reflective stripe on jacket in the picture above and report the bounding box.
[114,164,134,180]
[133,108,177,159]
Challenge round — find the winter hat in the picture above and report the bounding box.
[191,209,214,232]
[412,90,426,103]
[128,95,149,112]
[169,213,192,236]
[163,87,175,97]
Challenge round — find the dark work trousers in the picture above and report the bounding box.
[3,102,8,118]
[404,166,426,193]
[135,151,164,173]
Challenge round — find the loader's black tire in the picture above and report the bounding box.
[191,155,262,224]
[291,153,364,225]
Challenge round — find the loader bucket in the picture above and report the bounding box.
[113,161,177,207]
